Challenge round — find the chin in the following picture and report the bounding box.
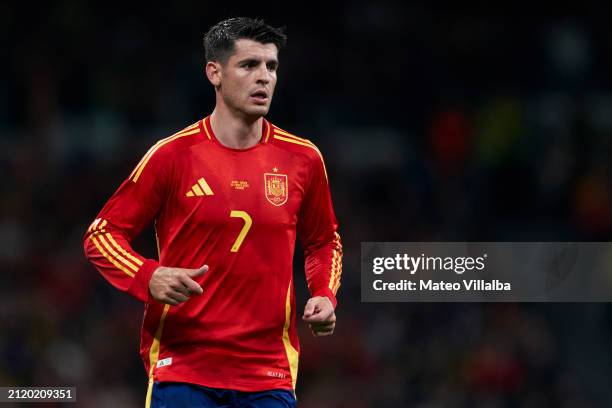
[244,105,270,117]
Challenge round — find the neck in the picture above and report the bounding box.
[209,105,263,149]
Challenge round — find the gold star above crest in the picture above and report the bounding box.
[273,167,278,172]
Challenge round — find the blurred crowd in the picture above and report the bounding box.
[1,2,611,407]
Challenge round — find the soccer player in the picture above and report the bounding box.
[83,17,342,408]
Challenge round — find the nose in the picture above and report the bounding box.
[255,64,271,84]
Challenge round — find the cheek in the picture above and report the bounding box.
[230,77,248,95]
[224,80,243,100]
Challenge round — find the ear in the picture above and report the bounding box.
[205,61,222,87]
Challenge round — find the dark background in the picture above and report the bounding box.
[2,1,612,407]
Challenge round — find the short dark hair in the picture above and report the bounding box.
[203,17,287,64]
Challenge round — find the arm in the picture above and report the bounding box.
[297,149,343,336]
[83,146,167,302]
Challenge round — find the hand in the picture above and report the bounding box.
[149,264,208,306]
[302,296,336,337]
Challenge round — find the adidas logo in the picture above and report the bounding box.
[186,177,214,197]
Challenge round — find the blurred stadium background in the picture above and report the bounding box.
[2,2,612,407]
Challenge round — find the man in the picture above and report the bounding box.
[83,17,342,408]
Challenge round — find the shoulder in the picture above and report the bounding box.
[129,119,205,183]
[267,122,329,181]
[151,120,204,156]
[268,123,325,164]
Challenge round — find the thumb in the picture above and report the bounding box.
[303,299,317,318]
[186,264,209,277]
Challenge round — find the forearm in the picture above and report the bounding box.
[304,232,342,308]
[84,218,160,302]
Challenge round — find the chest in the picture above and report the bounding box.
[167,145,310,230]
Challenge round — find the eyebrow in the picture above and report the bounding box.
[237,58,279,66]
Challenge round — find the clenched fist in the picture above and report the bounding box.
[302,296,336,337]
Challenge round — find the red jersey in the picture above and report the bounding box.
[83,116,342,395]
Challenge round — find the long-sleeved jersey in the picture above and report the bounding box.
[83,116,342,398]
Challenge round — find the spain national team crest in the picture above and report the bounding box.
[264,173,288,206]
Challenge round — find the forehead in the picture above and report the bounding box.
[229,39,278,62]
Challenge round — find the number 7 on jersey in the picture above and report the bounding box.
[229,211,252,252]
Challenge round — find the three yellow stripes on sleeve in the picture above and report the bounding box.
[87,218,143,278]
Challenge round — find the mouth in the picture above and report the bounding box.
[250,90,269,104]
